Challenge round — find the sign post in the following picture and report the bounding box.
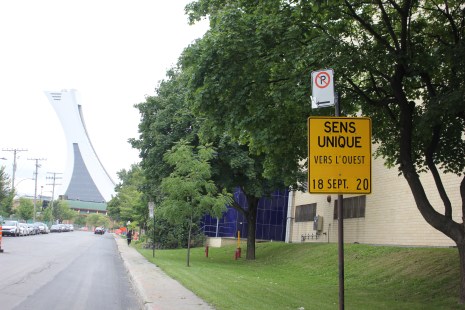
[309,68,371,310]
[309,115,371,310]
[148,201,155,258]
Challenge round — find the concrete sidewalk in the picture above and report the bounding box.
[113,234,215,310]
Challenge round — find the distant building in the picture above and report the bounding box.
[65,199,108,215]
[44,90,115,205]
[202,189,289,241]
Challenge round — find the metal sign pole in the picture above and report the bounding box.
[338,194,344,310]
[311,69,349,309]
[335,94,344,310]
[149,201,155,258]
[153,215,156,258]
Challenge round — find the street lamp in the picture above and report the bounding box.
[14,178,34,191]
[149,202,155,257]
[2,148,28,194]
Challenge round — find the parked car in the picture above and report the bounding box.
[34,222,49,234]
[50,224,61,233]
[26,224,34,235]
[18,223,29,236]
[2,220,20,236]
[94,227,104,235]
[34,223,42,234]
[28,223,40,235]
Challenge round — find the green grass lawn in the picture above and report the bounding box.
[134,241,464,310]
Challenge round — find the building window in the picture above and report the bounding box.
[295,203,317,222]
[333,195,366,219]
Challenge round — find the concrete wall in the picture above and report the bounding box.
[288,154,462,247]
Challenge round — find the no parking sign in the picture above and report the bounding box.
[311,69,335,108]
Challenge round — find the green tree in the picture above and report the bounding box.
[86,213,110,228]
[184,0,316,182]
[210,136,289,260]
[52,200,75,223]
[130,69,198,196]
[133,57,294,260]
[151,217,204,249]
[0,166,9,205]
[128,74,236,253]
[86,213,99,228]
[73,214,87,227]
[107,164,147,230]
[39,207,54,226]
[0,166,13,217]
[290,0,465,302]
[187,0,465,301]
[182,1,314,259]
[17,197,34,221]
[160,141,232,266]
[130,69,206,250]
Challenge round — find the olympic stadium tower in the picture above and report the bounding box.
[44,89,115,203]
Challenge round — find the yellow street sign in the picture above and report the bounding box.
[308,117,371,194]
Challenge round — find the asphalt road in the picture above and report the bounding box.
[0,230,140,310]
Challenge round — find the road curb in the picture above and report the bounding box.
[114,234,153,310]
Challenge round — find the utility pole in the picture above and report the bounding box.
[46,172,62,220]
[28,158,46,222]
[40,185,44,206]
[2,148,28,193]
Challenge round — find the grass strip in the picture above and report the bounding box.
[135,241,464,310]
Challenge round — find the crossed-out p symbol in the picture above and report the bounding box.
[315,71,331,89]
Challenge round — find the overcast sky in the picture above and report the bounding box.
[0,0,208,198]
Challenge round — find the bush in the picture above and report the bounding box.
[144,218,206,249]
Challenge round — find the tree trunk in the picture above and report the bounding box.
[187,215,192,267]
[396,85,465,302]
[458,243,465,304]
[402,152,465,304]
[245,197,259,260]
[460,178,465,304]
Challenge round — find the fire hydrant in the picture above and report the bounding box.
[234,248,241,260]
